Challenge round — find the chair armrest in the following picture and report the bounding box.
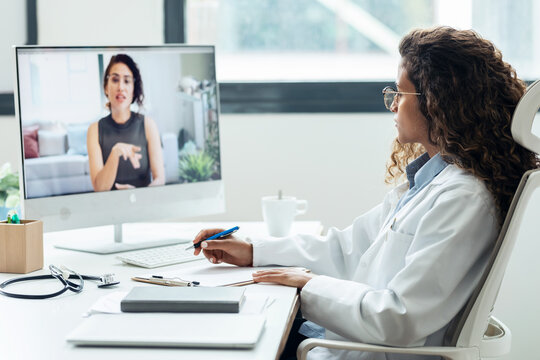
[297,338,478,360]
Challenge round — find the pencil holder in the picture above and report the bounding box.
[0,219,43,273]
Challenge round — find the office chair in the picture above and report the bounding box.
[297,80,540,360]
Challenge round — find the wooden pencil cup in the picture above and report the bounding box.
[0,219,43,274]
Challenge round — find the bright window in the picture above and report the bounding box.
[186,0,539,82]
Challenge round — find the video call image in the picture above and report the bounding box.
[17,47,221,199]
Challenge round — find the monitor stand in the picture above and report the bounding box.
[53,223,193,254]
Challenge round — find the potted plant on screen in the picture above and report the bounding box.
[178,151,215,183]
[0,163,20,221]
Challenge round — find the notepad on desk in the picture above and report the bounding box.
[121,286,246,313]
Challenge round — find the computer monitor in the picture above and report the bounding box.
[14,45,224,254]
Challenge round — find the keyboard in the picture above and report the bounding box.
[116,244,204,268]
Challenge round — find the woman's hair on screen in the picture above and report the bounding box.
[103,53,145,108]
[386,26,539,223]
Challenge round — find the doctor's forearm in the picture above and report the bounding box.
[251,234,345,277]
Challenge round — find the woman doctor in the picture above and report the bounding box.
[190,27,539,360]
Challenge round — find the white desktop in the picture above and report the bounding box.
[13,45,224,254]
[0,221,322,360]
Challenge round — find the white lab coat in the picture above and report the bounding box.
[251,165,498,360]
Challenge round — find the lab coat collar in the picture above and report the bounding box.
[383,165,463,229]
[409,153,448,190]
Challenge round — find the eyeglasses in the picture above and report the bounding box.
[107,74,134,86]
[382,86,421,110]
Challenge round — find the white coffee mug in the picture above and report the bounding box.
[262,196,308,237]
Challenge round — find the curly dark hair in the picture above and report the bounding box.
[103,54,145,108]
[386,26,539,224]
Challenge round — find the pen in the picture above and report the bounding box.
[152,275,200,286]
[131,275,199,286]
[185,226,240,250]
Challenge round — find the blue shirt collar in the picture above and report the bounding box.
[406,152,448,189]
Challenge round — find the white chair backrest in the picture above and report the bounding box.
[448,80,540,347]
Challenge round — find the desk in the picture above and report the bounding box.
[0,221,322,360]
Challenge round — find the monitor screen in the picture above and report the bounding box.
[14,45,224,252]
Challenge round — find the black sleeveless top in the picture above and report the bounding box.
[98,112,151,188]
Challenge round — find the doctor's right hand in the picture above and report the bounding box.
[192,229,253,267]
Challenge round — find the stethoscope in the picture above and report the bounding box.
[0,265,119,300]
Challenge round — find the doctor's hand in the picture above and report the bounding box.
[252,268,316,289]
[193,229,253,267]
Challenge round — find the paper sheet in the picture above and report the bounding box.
[84,291,273,317]
[83,291,128,317]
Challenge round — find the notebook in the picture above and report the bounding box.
[120,286,246,313]
[66,313,265,348]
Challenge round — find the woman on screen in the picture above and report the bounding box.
[87,54,165,191]
[189,27,539,360]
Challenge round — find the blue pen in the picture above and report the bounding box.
[185,226,240,251]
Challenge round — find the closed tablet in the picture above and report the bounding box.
[66,313,265,348]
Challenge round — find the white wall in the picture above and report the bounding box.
[0,0,26,92]
[37,0,164,45]
[188,113,396,229]
[0,115,22,168]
